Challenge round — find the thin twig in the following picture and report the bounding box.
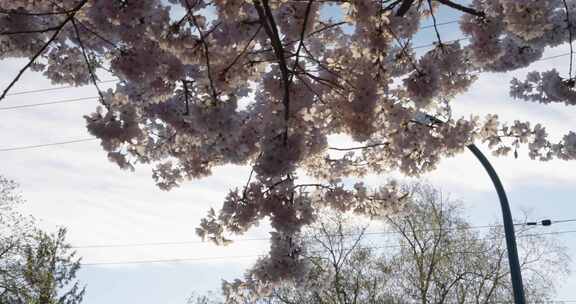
[71,18,105,105]
[221,25,263,77]
[184,0,219,102]
[182,80,191,115]
[306,21,346,37]
[436,0,485,18]
[248,21,346,56]
[242,152,262,199]
[75,19,120,50]
[289,0,315,84]
[384,24,420,72]
[563,0,574,80]
[0,26,60,35]
[293,73,327,104]
[329,142,389,151]
[0,0,89,101]
[427,0,444,49]
[0,7,76,16]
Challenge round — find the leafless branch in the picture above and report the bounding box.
[289,0,315,84]
[253,0,292,143]
[75,19,120,50]
[221,25,263,77]
[184,0,219,102]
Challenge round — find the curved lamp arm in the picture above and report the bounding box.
[467,144,526,304]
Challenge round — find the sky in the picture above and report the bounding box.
[1,3,576,304]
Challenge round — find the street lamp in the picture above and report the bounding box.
[415,113,526,304]
[466,144,526,304]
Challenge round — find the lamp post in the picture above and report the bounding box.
[405,113,525,303]
[466,144,526,304]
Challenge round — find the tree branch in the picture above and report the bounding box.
[183,0,219,102]
[253,0,292,143]
[289,0,315,84]
[396,0,415,16]
[329,142,389,151]
[71,18,105,105]
[220,25,262,77]
[436,0,485,18]
[0,26,60,35]
[0,0,89,101]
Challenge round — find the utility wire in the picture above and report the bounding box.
[78,229,576,266]
[0,138,97,152]
[81,254,259,266]
[0,19,459,99]
[0,34,573,153]
[0,20,459,100]
[0,16,572,101]
[526,219,576,226]
[5,79,117,97]
[420,20,460,29]
[0,96,97,110]
[0,50,572,113]
[552,219,576,224]
[72,222,576,249]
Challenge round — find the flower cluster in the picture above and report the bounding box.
[511,70,576,105]
[196,178,406,285]
[2,0,576,290]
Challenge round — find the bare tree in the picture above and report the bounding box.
[384,183,570,304]
[2,1,576,279]
[215,183,569,304]
[268,212,400,304]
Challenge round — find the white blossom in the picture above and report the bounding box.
[2,0,576,288]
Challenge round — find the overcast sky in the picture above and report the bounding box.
[1,6,576,304]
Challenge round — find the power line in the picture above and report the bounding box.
[0,51,570,110]
[72,223,576,250]
[5,79,117,97]
[0,96,97,110]
[420,20,460,29]
[412,37,469,49]
[526,219,576,226]
[79,229,576,266]
[553,219,576,224]
[0,51,570,112]
[6,23,454,99]
[0,19,457,101]
[73,237,268,249]
[523,229,576,237]
[0,40,571,152]
[0,138,97,152]
[0,16,571,104]
[81,254,259,266]
[0,41,572,153]
[0,46,572,112]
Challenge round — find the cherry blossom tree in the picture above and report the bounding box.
[2,0,576,287]
[191,185,570,304]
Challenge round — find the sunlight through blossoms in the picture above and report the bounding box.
[2,0,576,292]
